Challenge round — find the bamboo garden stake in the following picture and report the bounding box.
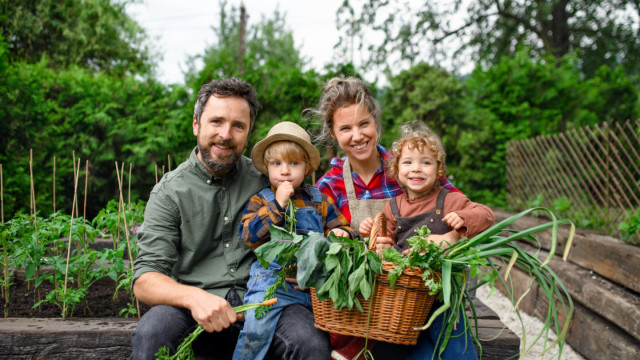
[128,163,132,210]
[83,160,89,241]
[115,162,141,318]
[72,151,78,218]
[1,163,3,224]
[52,156,56,213]
[62,159,81,318]
[115,162,125,247]
[168,154,171,172]
[29,150,40,301]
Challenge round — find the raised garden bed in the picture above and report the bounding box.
[0,297,518,360]
[493,209,640,360]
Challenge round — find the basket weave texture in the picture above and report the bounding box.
[311,212,438,345]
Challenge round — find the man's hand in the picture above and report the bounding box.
[330,228,349,238]
[358,217,374,237]
[443,212,465,230]
[187,288,239,333]
[133,272,241,333]
[275,181,295,208]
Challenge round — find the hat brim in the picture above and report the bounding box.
[251,133,321,175]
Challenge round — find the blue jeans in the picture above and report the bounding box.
[407,305,478,360]
[367,305,478,360]
[131,305,239,360]
[131,303,330,360]
[233,261,315,360]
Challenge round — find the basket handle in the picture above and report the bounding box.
[368,212,387,251]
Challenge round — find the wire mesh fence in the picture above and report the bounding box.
[506,119,640,243]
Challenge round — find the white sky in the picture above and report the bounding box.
[126,0,345,85]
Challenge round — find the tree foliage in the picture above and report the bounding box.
[453,50,639,206]
[0,0,153,76]
[338,0,640,79]
[0,34,191,219]
[185,1,324,158]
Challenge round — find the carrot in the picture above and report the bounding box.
[262,298,278,306]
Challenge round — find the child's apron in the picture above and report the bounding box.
[343,158,389,236]
[389,188,452,252]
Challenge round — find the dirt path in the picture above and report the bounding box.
[476,285,586,360]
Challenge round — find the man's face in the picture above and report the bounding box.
[192,95,251,177]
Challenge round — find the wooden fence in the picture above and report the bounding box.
[506,119,640,242]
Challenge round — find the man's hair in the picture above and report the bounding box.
[264,141,314,176]
[193,78,261,129]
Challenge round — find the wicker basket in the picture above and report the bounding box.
[311,212,438,345]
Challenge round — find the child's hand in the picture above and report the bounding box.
[330,228,350,238]
[443,212,465,230]
[359,217,374,237]
[275,181,295,208]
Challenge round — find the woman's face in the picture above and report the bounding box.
[331,104,378,165]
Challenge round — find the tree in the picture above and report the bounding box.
[454,49,639,206]
[337,0,640,79]
[0,0,153,76]
[185,1,323,158]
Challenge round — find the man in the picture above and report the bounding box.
[131,78,331,359]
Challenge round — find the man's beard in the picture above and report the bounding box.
[197,137,240,175]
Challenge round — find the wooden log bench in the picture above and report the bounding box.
[0,298,519,360]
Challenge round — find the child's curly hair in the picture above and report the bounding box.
[387,122,447,191]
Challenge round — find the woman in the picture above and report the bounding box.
[311,76,460,241]
[309,76,477,360]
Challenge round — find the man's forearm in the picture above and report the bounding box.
[133,272,198,308]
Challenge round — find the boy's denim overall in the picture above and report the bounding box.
[233,187,324,360]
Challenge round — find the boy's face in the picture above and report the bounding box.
[397,144,438,199]
[267,154,306,191]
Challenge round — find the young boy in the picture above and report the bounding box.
[233,121,357,360]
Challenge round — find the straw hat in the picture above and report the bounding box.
[251,121,321,175]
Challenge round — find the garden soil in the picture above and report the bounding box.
[3,277,150,318]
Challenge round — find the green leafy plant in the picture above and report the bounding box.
[312,233,382,312]
[618,207,640,244]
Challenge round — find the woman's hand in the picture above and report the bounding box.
[330,228,350,238]
[373,236,395,251]
[359,217,374,237]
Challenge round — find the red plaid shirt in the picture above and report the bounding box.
[316,145,460,222]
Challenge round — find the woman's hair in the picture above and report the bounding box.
[264,141,314,176]
[387,122,447,191]
[305,76,381,143]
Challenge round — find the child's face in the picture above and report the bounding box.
[397,144,439,199]
[267,154,306,191]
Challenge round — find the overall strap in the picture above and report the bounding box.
[435,188,450,213]
[308,185,323,205]
[342,158,357,205]
[388,196,401,219]
[259,187,275,203]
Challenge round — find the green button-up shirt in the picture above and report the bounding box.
[133,147,269,299]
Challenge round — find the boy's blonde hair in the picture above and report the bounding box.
[387,122,447,190]
[263,140,314,176]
